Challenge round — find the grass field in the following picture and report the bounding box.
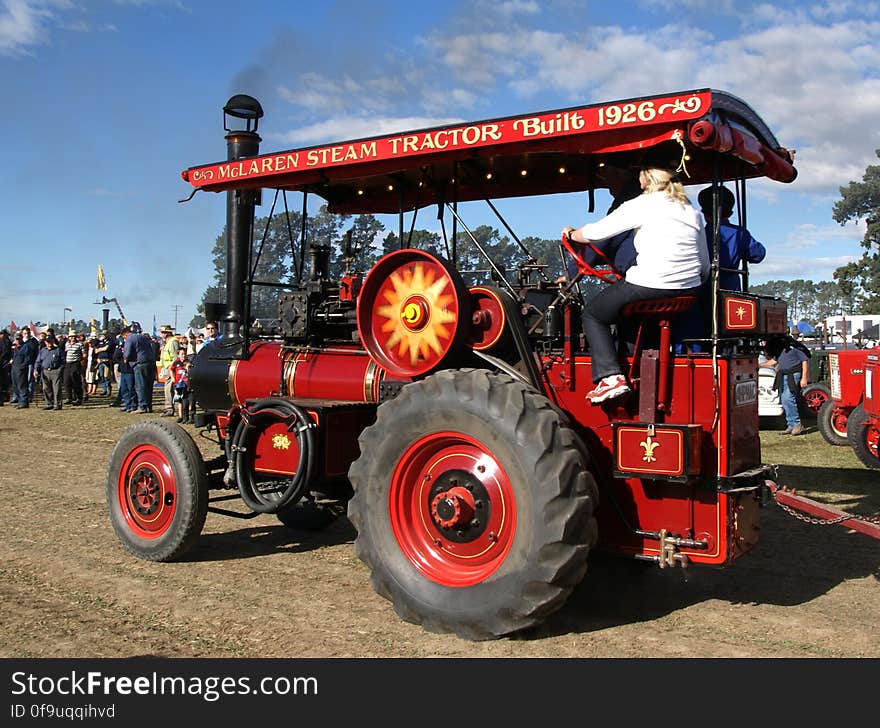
[760,414,879,516]
[1,390,877,658]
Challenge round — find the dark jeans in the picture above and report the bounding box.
[96,361,111,395]
[780,372,803,429]
[0,363,9,401]
[64,362,83,403]
[118,371,135,410]
[582,280,703,382]
[12,366,29,404]
[133,363,154,410]
[180,390,195,420]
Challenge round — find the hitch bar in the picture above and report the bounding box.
[765,481,880,540]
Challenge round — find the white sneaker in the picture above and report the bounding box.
[586,374,631,403]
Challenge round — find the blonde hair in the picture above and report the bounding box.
[641,168,690,206]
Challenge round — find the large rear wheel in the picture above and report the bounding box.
[106,420,208,561]
[846,404,880,469]
[817,400,850,446]
[347,369,597,640]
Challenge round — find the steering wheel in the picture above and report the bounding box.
[561,233,622,283]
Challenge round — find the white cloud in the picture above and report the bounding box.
[492,0,540,17]
[752,253,857,282]
[277,72,411,118]
[1,0,177,55]
[0,0,68,56]
[781,220,865,251]
[640,0,737,10]
[421,86,480,113]
[270,116,465,147]
[263,3,878,204]
[416,13,880,197]
[749,219,865,282]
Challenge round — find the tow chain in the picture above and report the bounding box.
[772,500,880,526]
[768,465,880,527]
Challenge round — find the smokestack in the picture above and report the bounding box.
[221,94,263,340]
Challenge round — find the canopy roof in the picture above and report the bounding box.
[182,88,796,215]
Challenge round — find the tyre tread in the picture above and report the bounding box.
[106,420,208,562]
[348,369,598,639]
[846,404,880,469]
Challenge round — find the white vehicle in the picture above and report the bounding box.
[758,359,783,419]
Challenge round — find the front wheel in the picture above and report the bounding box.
[817,399,850,446]
[846,404,880,469]
[347,369,598,640]
[801,383,831,418]
[106,420,208,561]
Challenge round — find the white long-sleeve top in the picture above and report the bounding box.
[574,191,709,289]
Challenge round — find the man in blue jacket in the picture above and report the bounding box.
[698,185,766,291]
[123,322,155,413]
[12,327,39,408]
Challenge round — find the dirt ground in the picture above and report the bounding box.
[1,390,877,658]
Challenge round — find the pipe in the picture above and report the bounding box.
[224,129,262,340]
[231,398,315,514]
[688,121,796,183]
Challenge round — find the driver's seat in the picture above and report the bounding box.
[621,295,697,414]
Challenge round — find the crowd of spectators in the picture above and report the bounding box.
[0,321,212,423]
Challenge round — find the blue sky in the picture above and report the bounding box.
[1,0,878,331]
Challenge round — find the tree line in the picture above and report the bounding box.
[749,279,857,324]
[195,204,604,325]
[195,149,880,327]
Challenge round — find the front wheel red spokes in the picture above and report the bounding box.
[117,445,176,539]
[803,389,828,413]
[389,432,516,587]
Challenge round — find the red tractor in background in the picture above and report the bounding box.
[846,349,880,468]
[817,347,874,447]
[105,88,879,640]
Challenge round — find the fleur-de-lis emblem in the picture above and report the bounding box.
[640,435,660,463]
[272,433,291,450]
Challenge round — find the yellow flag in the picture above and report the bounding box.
[97,265,107,290]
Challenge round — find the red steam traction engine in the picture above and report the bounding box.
[106,89,880,640]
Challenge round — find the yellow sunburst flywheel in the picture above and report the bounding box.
[357,250,469,377]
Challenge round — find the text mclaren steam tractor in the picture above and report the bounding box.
[106,89,880,640]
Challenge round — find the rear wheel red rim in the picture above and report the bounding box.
[865,422,880,459]
[389,432,516,587]
[831,410,849,438]
[117,444,176,539]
